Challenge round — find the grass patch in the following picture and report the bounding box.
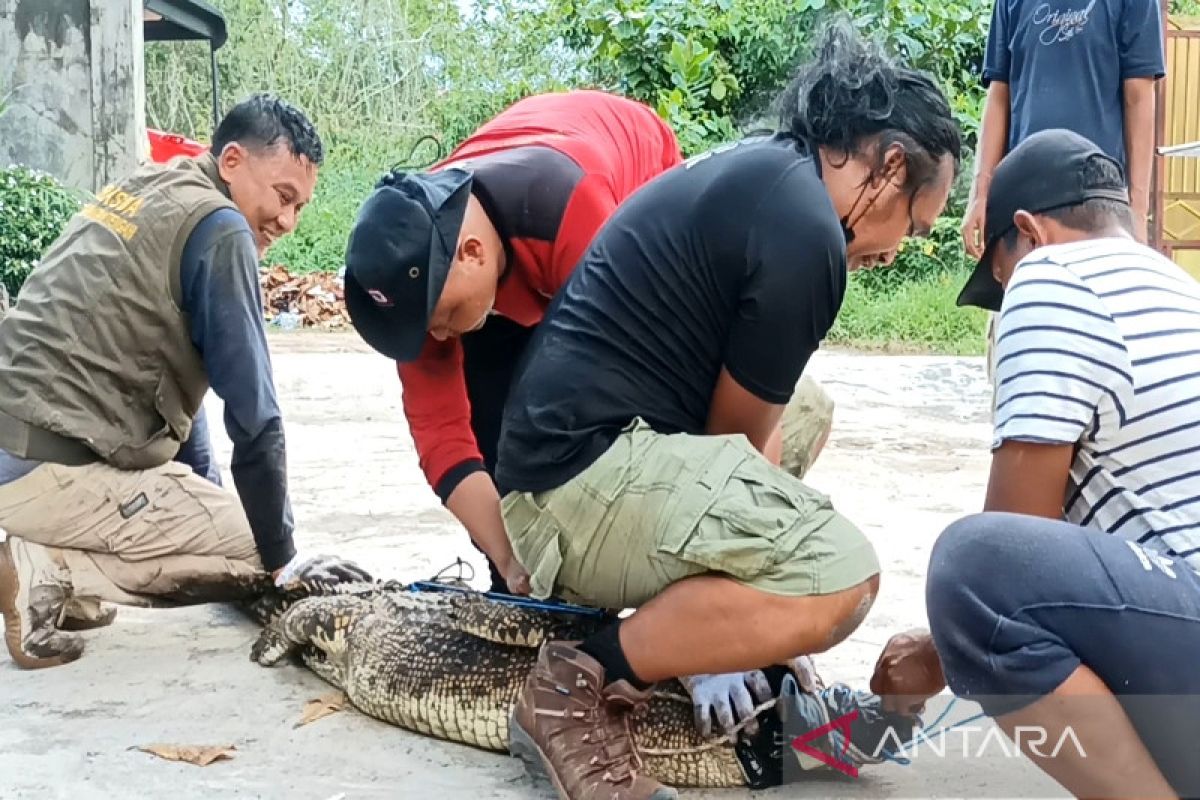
[827,269,989,355]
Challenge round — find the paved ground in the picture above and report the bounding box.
[1,332,1066,799]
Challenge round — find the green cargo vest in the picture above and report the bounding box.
[0,153,242,470]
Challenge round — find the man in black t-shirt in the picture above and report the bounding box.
[498,134,848,494]
[493,20,961,799]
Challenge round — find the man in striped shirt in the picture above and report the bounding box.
[871,129,1200,798]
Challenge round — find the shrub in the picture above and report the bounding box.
[0,165,83,298]
[828,215,988,353]
[827,266,988,354]
[855,216,975,293]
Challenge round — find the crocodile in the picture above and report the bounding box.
[244,577,915,790]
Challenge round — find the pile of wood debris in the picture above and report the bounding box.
[259,264,350,329]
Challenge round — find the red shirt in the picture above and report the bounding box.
[396,91,682,498]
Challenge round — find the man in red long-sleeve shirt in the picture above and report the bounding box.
[344,91,682,594]
[344,90,837,599]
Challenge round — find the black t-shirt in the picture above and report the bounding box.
[495,133,847,494]
[456,144,585,269]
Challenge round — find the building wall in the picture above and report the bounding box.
[0,0,146,193]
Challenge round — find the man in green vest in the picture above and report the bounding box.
[0,93,370,670]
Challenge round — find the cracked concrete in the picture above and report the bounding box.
[0,331,1065,799]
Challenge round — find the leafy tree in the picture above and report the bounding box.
[0,166,83,298]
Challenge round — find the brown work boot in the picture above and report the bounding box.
[0,538,84,668]
[509,640,677,800]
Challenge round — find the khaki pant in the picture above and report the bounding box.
[501,405,878,610]
[0,460,264,610]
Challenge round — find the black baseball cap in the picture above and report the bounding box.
[956,129,1130,312]
[344,168,473,361]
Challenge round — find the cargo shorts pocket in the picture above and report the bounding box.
[657,440,830,584]
[501,490,565,600]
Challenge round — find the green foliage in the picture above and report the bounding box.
[425,0,582,148]
[827,266,988,354]
[546,0,810,154]
[829,216,986,353]
[0,165,82,299]
[833,0,988,155]
[548,0,989,160]
[854,216,976,293]
[145,0,577,273]
[145,0,575,161]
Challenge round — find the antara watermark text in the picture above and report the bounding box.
[873,724,1087,761]
[790,710,1087,780]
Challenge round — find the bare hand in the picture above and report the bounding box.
[961,194,987,259]
[502,558,531,596]
[869,629,946,716]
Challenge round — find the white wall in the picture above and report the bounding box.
[0,0,146,193]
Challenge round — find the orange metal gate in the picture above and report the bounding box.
[1155,14,1200,278]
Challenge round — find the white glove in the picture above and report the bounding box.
[786,654,823,694]
[680,670,774,738]
[273,552,372,587]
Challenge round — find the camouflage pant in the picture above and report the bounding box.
[779,374,835,479]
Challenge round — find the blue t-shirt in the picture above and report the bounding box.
[175,208,296,571]
[984,0,1165,167]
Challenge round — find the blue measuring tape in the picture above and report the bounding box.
[877,697,988,766]
[406,580,609,618]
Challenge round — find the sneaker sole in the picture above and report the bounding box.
[508,713,677,800]
[0,540,80,670]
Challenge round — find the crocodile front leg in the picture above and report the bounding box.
[250,595,368,682]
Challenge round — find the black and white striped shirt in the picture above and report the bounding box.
[993,238,1200,571]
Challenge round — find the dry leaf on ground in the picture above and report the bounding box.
[136,743,236,766]
[296,691,346,728]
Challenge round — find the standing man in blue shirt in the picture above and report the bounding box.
[0,94,369,669]
[962,0,1166,254]
[959,0,1167,400]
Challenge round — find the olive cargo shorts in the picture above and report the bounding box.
[500,418,879,610]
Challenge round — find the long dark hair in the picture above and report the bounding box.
[776,15,962,194]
